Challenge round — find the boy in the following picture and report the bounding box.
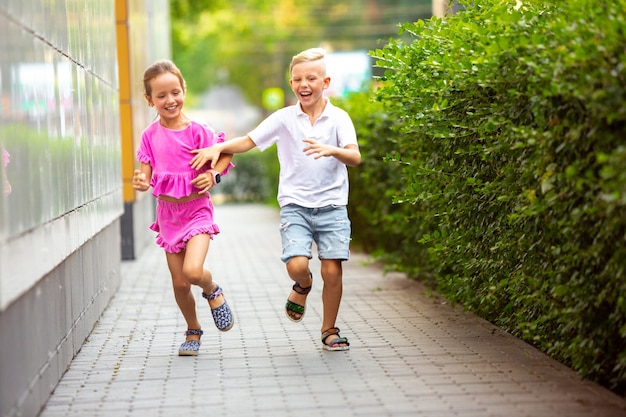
[190,48,361,351]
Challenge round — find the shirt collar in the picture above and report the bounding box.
[295,97,332,119]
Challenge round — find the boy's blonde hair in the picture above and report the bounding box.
[289,48,327,74]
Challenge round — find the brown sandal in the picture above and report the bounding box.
[321,327,350,351]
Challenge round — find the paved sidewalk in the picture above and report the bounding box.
[39,204,626,417]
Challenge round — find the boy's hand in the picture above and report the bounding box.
[303,138,334,159]
[190,146,221,170]
[132,170,150,191]
[190,172,215,195]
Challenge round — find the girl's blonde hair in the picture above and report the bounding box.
[289,48,327,74]
[143,59,186,97]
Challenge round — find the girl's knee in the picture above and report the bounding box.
[182,266,210,287]
[172,280,191,294]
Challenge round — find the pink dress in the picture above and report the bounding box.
[136,120,233,253]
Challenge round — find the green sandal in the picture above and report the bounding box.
[321,327,350,351]
[285,273,312,322]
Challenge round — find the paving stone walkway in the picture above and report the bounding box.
[39,204,626,417]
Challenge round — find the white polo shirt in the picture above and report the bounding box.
[248,99,358,208]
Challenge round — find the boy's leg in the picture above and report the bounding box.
[320,259,348,348]
[315,205,351,349]
[280,205,314,321]
[285,256,313,321]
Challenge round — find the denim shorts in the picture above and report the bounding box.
[279,204,351,263]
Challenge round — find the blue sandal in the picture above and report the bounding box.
[178,329,203,356]
[321,327,350,351]
[202,285,234,331]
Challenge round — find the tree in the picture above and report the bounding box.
[170,0,432,106]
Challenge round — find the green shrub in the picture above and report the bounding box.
[367,0,626,394]
[221,147,279,204]
[337,92,433,277]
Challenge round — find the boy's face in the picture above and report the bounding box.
[289,60,330,107]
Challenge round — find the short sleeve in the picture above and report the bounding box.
[336,109,358,149]
[136,130,153,164]
[194,122,234,175]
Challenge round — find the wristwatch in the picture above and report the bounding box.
[209,169,221,184]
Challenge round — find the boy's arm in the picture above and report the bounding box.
[303,139,361,167]
[190,135,256,170]
[190,153,234,194]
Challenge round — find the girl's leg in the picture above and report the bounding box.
[320,259,348,347]
[183,234,228,311]
[166,251,202,341]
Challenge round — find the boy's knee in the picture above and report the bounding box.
[321,261,342,282]
[286,256,309,275]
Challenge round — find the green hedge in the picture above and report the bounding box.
[346,0,626,394]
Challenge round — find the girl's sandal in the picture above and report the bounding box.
[178,329,203,356]
[285,274,313,322]
[202,285,234,332]
[321,327,350,351]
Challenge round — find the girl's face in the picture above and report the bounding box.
[145,72,185,123]
[289,60,330,108]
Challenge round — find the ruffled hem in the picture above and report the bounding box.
[150,222,220,253]
[214,131,234,176]
[150,171,201,199]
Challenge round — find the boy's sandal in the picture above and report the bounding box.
[202,285,234,332]
[178,329,203,356]
[321,327,350,351]
[285,273,313,322]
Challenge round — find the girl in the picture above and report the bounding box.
[132,60,234,356]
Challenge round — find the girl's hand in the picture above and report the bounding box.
[190,172,215,195]
[132,170,150,191]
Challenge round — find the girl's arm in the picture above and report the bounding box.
[212,152,234,175]
[190,153,234,195]
[132,162,152,191]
